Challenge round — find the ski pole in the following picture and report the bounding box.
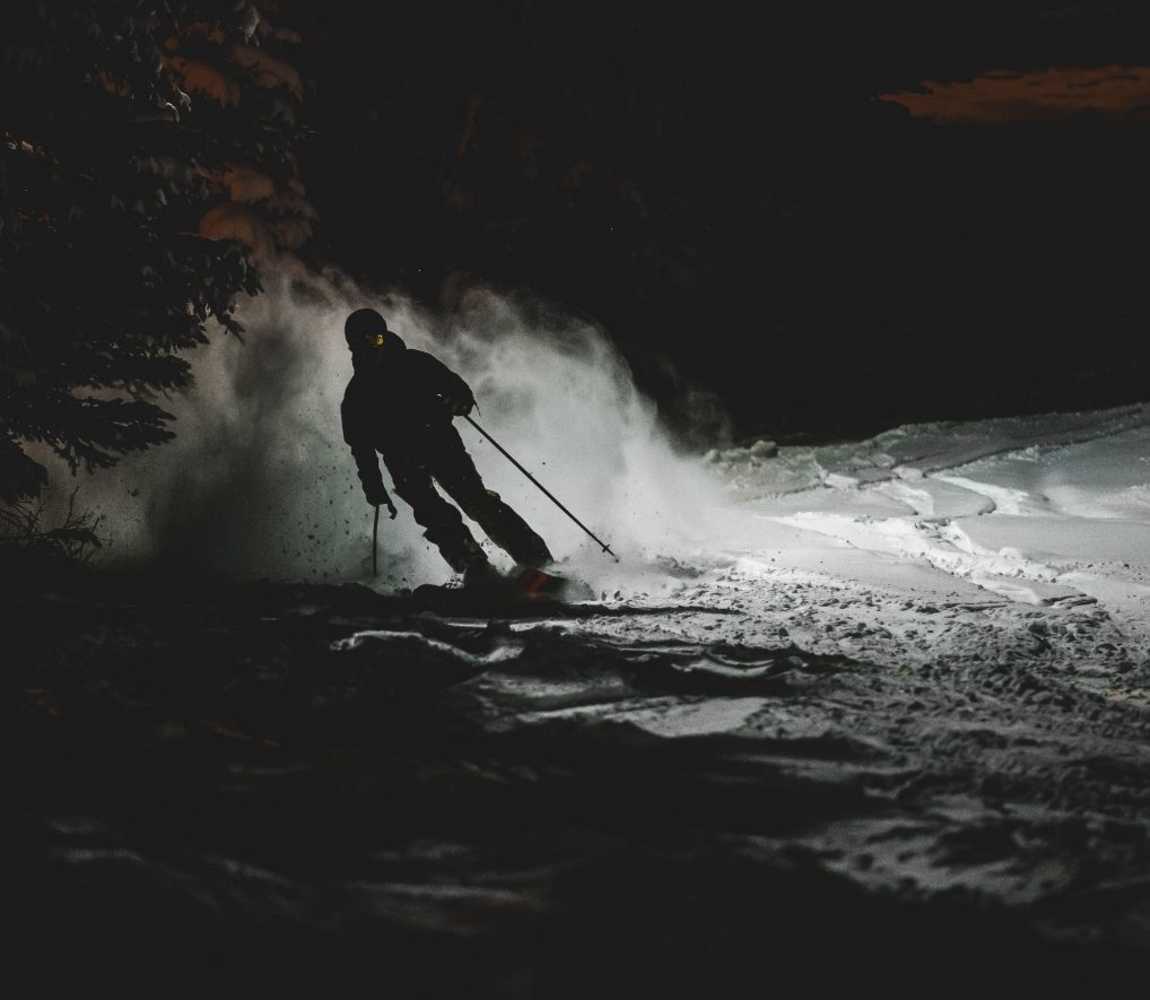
[464,415,619,562]
[372,504,380,577]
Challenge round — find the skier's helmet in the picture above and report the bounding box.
[344,308,402,351]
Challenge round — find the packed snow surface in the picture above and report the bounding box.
[644,402,1150,675]
[21,402,1150,988]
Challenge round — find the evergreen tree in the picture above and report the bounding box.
[0,2,303,503]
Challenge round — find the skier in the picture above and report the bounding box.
[340,307,554,586]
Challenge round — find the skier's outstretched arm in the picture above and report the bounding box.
[349,441,396,518]
[420,354,475,416]
[341,397,397,517]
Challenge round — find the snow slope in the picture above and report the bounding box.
[694,403,1150,670]
[20,403,1150,982]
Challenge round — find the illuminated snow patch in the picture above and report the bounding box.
[331,630,524,667]
[933,474,1050,516]
[512,697,768,738]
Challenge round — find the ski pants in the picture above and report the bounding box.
[381,425,553,573]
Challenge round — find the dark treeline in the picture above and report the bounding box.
[293,1,1150,440]
[0,2,295,516]
[3,0,1148,479]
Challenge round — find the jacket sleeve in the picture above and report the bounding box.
[416,352,474,407]
[341,384,387,501]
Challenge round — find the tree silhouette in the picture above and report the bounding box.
[0,2,305,503]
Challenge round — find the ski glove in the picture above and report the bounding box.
[365,483,398,519]
[440,388,475,417]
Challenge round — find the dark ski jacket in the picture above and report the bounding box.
[341,349,473,497]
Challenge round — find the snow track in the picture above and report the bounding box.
[716,411,1150,626]
[769,509,1090,606]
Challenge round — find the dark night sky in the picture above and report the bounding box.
[289,2,1150,440]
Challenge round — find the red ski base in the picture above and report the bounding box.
[514,567,565,599]
[411,567,592,613]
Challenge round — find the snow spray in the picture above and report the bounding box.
[34,268,728,592]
